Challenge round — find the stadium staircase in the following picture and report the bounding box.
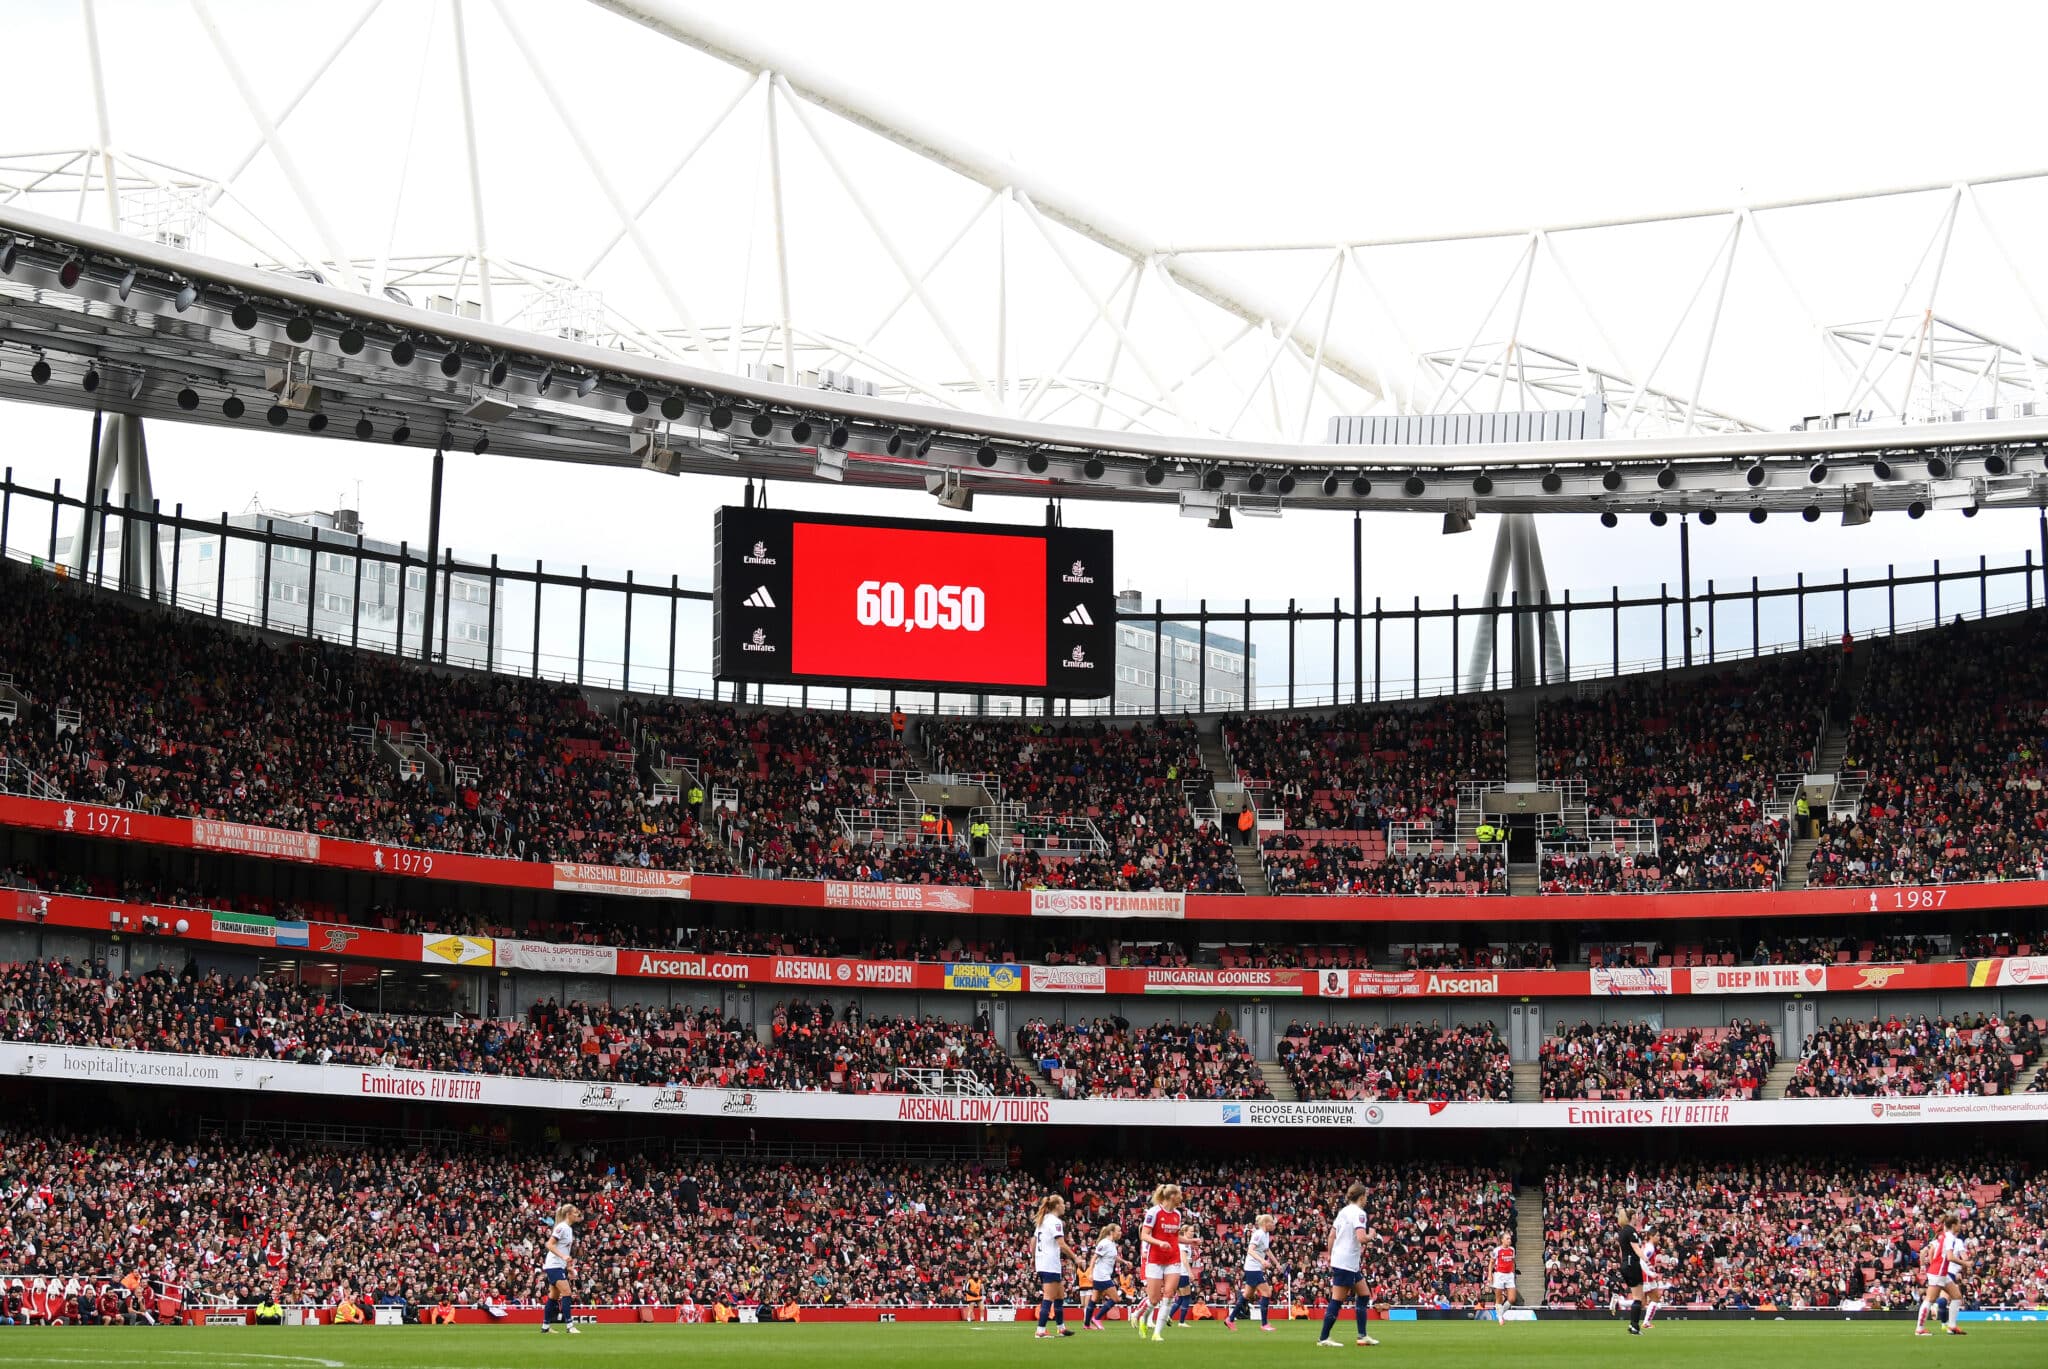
[1011,1053,1059,1098]
[1514,1188,1546,1307]
[906,719,1003,887]
[1760,1059,1800,1099]
[1503,697,1542,894]
[2019,1059,2048,1094]
[1257,1062,1298,1102]
[1778,646,1873,890]
[1198,726,1271,895]
[1511,1061,1541,1103]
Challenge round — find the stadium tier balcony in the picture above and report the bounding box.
[1276,1021,1514,1102]
[1016,1017,1268,1099]
[1785,1012,2044,1098]
[0,959,1033,1095]
[1808,613,2048,887]
[1538,650,1831,892]
[1538,1020,1778,1101]
[926,718,1240,893]
[1542,1157,2048,1309]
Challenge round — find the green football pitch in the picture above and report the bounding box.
[0,1320,2036,1369]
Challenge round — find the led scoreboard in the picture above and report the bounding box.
[713,507,1114,696]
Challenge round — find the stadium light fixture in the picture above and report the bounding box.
[266,403,289,427]
[488,356,509,387]
[660,394,687,422]
[626,388,649,414]
[831,425,852,450]
[1203,467,1225,491]
[1319,473,1338,496]
[1602,467,1623,491]
[231,299,259,331]
[391,421,411,444]
[707,403,733,430]
[1984,452,2008,475]
[1083,457,1106,480]
[1907,501,1926,519]
[1246,470,1267,493]
[1471,472,1493,495]
[1026,450,1050,474]
[1744,461,1767,487]
[30,358,50,385]
[338,325,365,355]
[1351,475,1371,496]
[1649,510,1669,527]
[472,434,490,455]
[117,265,137,301]
[1808,460,1828,484]
[1657,464,1677,489]
[355,416,374,440]
[81,366,99,393]
[1149,463,1170,487]
[1697,508,1717,525]
[1540,467,1563,493]
[1600,511,1618,528]
[308,413,328,433]
[286,313,314,345]
[749,411,774,438]
[174,280,199,311]
[916,434,935,459]
[1748,507,1768,524]
[1925,456,1949,479]
[390,335,416,367]
[789,418,814,446]
[1962,504,1979,518]
[1276,471,1296,495]
[977,443,999,468]
[174,386,198,410]
[1870,459,1893,481]
[58,255,84,290]
[222,394,245,419]
[1403,475,1426,497]
[439,349,465,378]
[1801,505,1821,522]
[887,430,909,456]
[0,237,17,273]
[576,372,599,398]
[535,365,554,396]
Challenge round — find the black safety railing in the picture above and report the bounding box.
[3,471,2042,719]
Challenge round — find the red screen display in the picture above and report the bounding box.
[790,522,1048,687]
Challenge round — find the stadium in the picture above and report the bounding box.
[0,1,2046,1365]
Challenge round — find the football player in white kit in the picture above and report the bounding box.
[1081,1223,1123,1330]
[1637,1226,1668,1329]
[539,1203,582,1335]
[1488,1228,1517,1325]
[1915,1213,1970,1337]
[1315,1182,1379,1348]
[1032,1195,1079,1339]
[1226,1214,1278,1332]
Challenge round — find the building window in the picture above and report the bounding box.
[318,592,351,615]
[1120,627,1150,649]
[272,545,309,566]
[271,582,306,606]
[406,568,426,592]
[456,621,488,643]
[454,578,490,603]
[319,552,354,575]
[405,610,423,631]
[1174,641,1196,662]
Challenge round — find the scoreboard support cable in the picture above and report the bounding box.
[713,507,1114,697]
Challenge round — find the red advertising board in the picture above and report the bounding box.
[8,792,2048,928]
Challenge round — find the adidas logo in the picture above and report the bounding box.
[743,586,777,609]
[1061,605,1094,626]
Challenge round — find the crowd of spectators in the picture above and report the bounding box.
[1539,1020,1779,1101]
[1261,835,1504,895]
[1786,1012,2043,1098]
[1016,1017,1267,1099]
[0,569,728,872]
[625,701,979,885]
[1808,614,2048,887]
[1542,1156,2048,1309]
[1538,650,1829,892]
[928,719,1239,893]
[1277,1021,1514,1102]
[1223,699,1505,832]
[0,1116,1523,1311]
[0,958,1033,1095]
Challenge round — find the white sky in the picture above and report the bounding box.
[4,0,2048,699]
